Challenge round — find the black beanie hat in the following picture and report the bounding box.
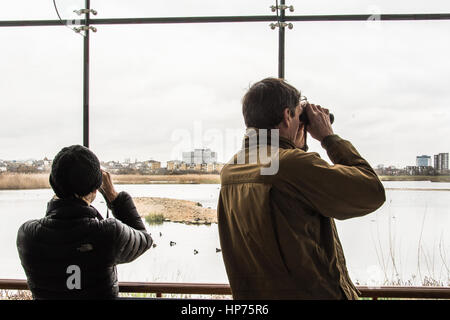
[49,145,102,199]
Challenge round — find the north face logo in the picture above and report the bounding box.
[76,243,93,252]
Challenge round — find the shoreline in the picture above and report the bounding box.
[134,197,217,225]
[378,175,450,182]
[1,173,450,224]
[1,173,450,191]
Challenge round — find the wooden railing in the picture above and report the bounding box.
[1,279,449,299]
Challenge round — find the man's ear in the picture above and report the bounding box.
[276,108,293,130]
[282,108,293,127]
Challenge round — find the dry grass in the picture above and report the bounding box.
[0,173,220,190]
[0,290,32,300]
[0,173,50,190]
[4,173,449,190]
[379,175,450,182]
[111,174,220,185]
[144,212,165,225]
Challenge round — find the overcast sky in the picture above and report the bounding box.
[1,1,450,167]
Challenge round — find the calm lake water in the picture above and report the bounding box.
[1,181,449,286]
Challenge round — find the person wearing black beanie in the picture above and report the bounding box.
[49,145,103,201]
[17,145,153,299]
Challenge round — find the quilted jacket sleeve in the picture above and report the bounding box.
[109,191,153,264]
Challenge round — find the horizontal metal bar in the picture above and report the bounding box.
[91,15,276,25]
[0,279,28,290]
[0,19,85,27]
[0,16,274,27]
[97,13,450,25]
[286,13,450,22]
[2,13,450,27]
[357,286,450,299]
[1,279,449,299]
[119,281,232,295]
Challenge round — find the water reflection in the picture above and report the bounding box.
[0,182,448,285]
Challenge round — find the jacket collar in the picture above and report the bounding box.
[46,196,103,220]
[243,127,297,150]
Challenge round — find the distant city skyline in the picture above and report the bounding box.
[2,149,449,170]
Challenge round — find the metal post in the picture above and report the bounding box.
[278,0,286,79]
[83,0,90,148]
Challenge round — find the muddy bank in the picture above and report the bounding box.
[134,197,217,224]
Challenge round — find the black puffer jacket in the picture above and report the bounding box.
[16,191,153,299]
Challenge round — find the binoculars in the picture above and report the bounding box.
[299,97,334,126]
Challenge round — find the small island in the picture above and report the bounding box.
[134,197,217,225]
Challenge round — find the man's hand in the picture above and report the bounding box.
[99,170,118,204]
[304,102,334,142]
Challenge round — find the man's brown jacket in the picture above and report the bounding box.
[217,132,385,299]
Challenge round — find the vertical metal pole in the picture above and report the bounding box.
[83,0,90,148]
[278,0,285,79]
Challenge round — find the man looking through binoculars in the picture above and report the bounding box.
[217,77,385,300]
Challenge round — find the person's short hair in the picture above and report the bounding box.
[242,77,301,129]
[49,145,102,199]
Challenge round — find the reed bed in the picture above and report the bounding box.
[144,213,165,225]
[0,173,50,190]
[3,173,449,190]
[379,175,450,182]
[0,173,221,190]
[111,174,220,185]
